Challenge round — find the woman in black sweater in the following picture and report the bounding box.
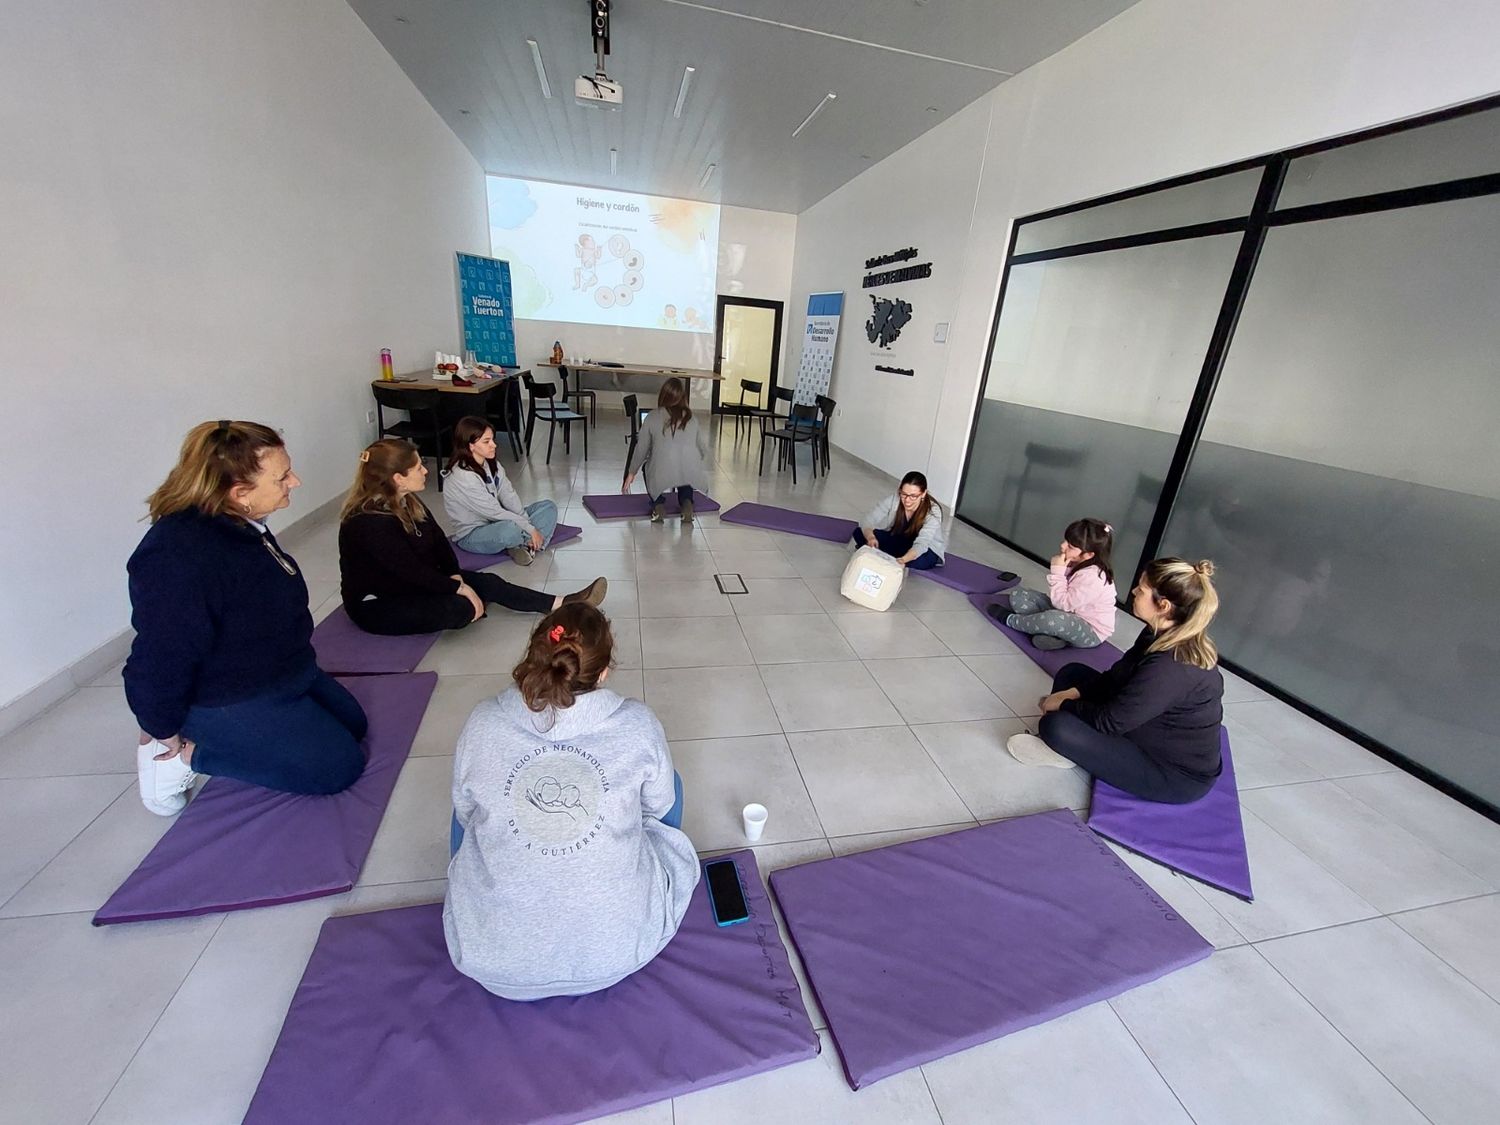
[338,439,604,636]
[1005,558,1224,804]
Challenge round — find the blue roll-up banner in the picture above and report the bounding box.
[456,252,517,366]
[793,292,843,405]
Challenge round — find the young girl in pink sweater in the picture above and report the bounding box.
[992,518,1117,651]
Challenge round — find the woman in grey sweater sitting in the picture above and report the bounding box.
[442,416,559,565]
[853,470,948,569]
[444,603,697,1001]
[622,377,709,524]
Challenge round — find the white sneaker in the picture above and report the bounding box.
[137,739,198,816]
[1005,732,1075,769]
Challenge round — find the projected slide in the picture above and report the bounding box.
[487,176,721,334]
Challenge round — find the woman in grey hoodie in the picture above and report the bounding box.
[622,377,709,524]
[442,416,559,565]
[444,603,698,1001]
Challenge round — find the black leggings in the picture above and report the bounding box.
[346,570,554,636]
[1039,664,1215,804]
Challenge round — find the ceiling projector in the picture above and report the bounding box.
[575,73,623,109]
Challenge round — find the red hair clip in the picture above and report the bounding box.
[548,624,565,644]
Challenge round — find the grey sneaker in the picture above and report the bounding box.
[506,546,533,566]
[680,497,695,524]
[649,504,665,524]
[1031,635,1067,651]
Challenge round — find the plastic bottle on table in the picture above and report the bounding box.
[379,348,394,381]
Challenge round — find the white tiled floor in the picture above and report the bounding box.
[3,416,1500,1124]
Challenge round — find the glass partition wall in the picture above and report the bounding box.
[957,96,1500,815]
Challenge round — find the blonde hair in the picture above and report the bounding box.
[146,420,285,523]
[513,603,614,713]
[1143,558,1219,670]
[339,438,429,535]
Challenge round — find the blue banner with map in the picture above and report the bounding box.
[456,252,517,366]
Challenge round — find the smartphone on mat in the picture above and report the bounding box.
[705,859,751,927]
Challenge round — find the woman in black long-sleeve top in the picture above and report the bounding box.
[338,439,604,636]
[1005,557,1224,804]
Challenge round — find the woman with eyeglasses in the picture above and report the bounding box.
[852,470,947,569]
[125,421,369,817]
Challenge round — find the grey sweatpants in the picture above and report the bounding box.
[1006,587,1102,648]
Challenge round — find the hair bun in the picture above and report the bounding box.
[1195,559,1216,578]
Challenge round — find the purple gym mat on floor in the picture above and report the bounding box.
[719,502,1018,595]
[770,811,1212,1090]
[720,501,856,542]
[449,522,583,571]
[967,590,1254,900]
[1090,727,1254,901]
[583,490,720,519]
[245,850,818,1125]
[312,608,439,675]
[968,590,1125,675]
[93,673,436,926]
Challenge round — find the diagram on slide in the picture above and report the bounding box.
[573,232,646,309]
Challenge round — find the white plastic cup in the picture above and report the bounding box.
[742,802,768,843]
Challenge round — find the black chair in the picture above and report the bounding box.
[521,372,588,466]
[484,376,524,461]
[558,364,596,428]
[760,403,819,483]
[1005,441,1088,536]
[720,378,764,444]
[813,394,836,473]
[746,385,791,442]
[622,393,642,488]
[371,384,452,490]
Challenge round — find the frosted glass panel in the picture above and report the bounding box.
[960,235,1241,575]
[1161,195,1500,806]
[1280,105,1500,209]
[1015,169,1261,254]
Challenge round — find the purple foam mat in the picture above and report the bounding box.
[1090,728,1254,901]
[449,522,583,571]
[720,502,856,542]
[93,673,436,926]
[967,591,1254,900]
[245,850,819,1125]
[770,811,1212,1090]
[582,490,720,519]
[718,502,1018,595]
[312,607,439,676]
[967,591,1124,675]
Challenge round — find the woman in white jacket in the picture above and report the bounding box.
[853,470,948,569]
[443,416,559,565]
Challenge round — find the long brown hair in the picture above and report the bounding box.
[889,470,939,540]
[658,377,692,434]
[1064,517,1115,585]
[146,420,285,523]
[446,415,496,476]
[513,603,615,713]
[339,438,429,535]
[1142,557,1219,669]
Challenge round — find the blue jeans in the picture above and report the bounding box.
[454,500,559,554]
[180,666,368,795]
[450,770,684,855]
[850,527,941,570]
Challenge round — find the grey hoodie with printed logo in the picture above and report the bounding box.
[443,686,700,1000]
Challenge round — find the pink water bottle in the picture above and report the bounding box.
[380,348,394,381]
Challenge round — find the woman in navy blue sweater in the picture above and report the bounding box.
[125,421,368,815]
[1005,558,1225,804]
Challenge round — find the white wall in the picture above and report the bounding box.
[0,0,489,711]
[512,205,797,379]
[786,96,994,489]
[789,0,1500,502]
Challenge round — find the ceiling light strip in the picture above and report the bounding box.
[610,147,618,175]
[527,38,552,99]
[792,92,836,138]
[673,66,696,119]
[698,163,716,190]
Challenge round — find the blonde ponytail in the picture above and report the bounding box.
[1143,558,1219,669]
